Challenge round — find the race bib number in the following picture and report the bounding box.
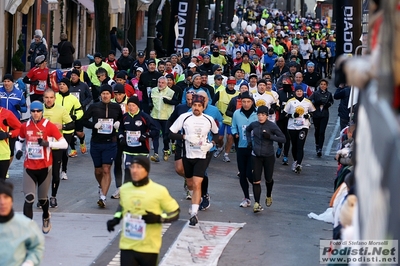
[37,80,47,92]
[241,125,247,141]
[71,92,80,101]
[126,131,141,147]
[294,118,305,126]
[123,214,146,240]
[98,118,114,134]
[27,142,44,160]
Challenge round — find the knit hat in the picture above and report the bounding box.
[35,55,46,65]
[192,94,205,107]
[257,79,267,85]
[257,105,269,115]
[71,69,80,76]
[148,59,156,65]
[3,74,13,82]
[192,73,201,82]
[183,48,190,53]
[165,73,174,80]
[131,156,150,173]
[59,77,71,87]
[240,91,253,101]
[185,70,194,78]
[127,96,140,107]
[73,60,82,67]
[240,91,253,102]
[30,101,44,111]
[113,83,125,94]
[100,84,113,94]
[0,180,13,200]
[307,61,315,67]
[212,64,221,72]
[109,50,116,56]
[116,72,126,79]
[295,85,304,91]
[94,52,102,59]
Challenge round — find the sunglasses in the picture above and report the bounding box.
[31,110,42,113]
[217,69,222,71]
[97,75,103,78]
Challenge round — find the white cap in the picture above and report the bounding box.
[136,67,144,73]
[188,62,197,68]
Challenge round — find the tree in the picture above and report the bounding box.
[146,0,161,57]
[94,0,110,57]
[125,0,138,57]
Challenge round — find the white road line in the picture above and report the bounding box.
[324,117,340,156]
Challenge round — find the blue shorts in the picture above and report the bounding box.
[218,123,232,136]
[90,142,117,168]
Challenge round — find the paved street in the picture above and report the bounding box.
[7,95,341,266]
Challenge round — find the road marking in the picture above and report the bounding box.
[107,223,171,266]
[324,117,340,156]
[159,221,245,266]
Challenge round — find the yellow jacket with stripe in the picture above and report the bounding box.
[55,92,83,134]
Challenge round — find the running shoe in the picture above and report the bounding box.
[150,153,160,162]
[265,197,273,207]
[282,156,288,165]
[189,215,198,226]
[80,142,87,154]
[253,202,264,213]
[213,147,223,158]
[163,150,169,161]
[50,197,58,208]
[222,154,231,162]
[295,164,302,174]
[61,171,68,180]
[171,143,176,153]
[184,182,192,200]
[68,150,78,158]
[42,214,52,234]
[97,198,106,208]
[276,147,282,158]
[291,161,297,172]
[317,149,322,157]
[199,194,210,211]
[239,198,251,208]
[111,188,120,199]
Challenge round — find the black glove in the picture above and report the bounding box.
[70,115,77,121]
[247,142,252,150]
[286,113,293,118]
[262,131,271,139]
[119,137,127,146]
[293,112,300,118]
[37,138,49,147]
[0,131,9,140]
[139,133,149,142]
[106,218,121,232]
[14,104,21,111]
[163,97,173,105]
[30,80,39,86]
[268,107,275,115]
[15,150,23,160]
[142,211,162,224]
[303,114,310,119]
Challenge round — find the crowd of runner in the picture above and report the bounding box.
[0,6,358,265]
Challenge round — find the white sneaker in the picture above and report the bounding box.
[111,188,120,199]
[291,161,297,172]
[222,154,231,162]
[239,198,251,207]
[42,213,52,234]
[61,171,68,180]
[213,147,224,158]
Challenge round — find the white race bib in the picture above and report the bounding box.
[27,142,44,160]
[97,118,114,134]
[126,131,142,147]
[123,213,146,240]
[37,80,47,91]
[294,118,305,126]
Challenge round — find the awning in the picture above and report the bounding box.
[5,0,23,15]
[77,0,94,14]
[109,0,124,14]
[17,0,35,14]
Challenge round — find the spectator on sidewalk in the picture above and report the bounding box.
[57,33,75,69]
[110,27,122,53]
